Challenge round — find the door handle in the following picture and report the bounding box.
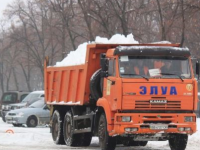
[107,78,115,85]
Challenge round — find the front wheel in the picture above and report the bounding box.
[98,113,116,150]
[26,116,38,127]
[169,134,188,150]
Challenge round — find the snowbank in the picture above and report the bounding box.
[55,33,138,67]
[0,118,199,149]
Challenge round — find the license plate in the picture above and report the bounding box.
[150,124,168,130]
[6,117,13,120]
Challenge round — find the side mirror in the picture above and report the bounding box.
[100,54,108,71]
[100,54,108,77]
[196,61,200,79]
[43,105,49,110]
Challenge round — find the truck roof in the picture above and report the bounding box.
[87,43,181,49]
[114,46,190,57]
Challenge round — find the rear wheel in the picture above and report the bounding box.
[63,111,81,146]
[26,116,38,127]
[98,113,116,150]
[52,110,65,144]
[169,134,188,150]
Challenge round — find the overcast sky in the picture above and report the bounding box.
[0,0,15,18]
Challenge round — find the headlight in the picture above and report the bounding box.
[184,116,194,122]
[17,112,24,117]
[122,116,131,122]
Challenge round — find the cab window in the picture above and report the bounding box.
[108,59,116,76]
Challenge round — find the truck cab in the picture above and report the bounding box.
[97,45,197,149]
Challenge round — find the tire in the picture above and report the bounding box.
[2,116,6,122]
[52,110,65,144]
[123,140,148,146]
[169,134,188,150]
[26,116,38,127]
[63,111,81,146]
[12,124,22,127]
[90,69,102,101]
[98,113,116,150]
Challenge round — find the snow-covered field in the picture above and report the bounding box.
[0,118,199,150]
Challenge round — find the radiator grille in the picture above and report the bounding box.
[135,100,181,109]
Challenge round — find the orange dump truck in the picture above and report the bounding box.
[44,43,198,150]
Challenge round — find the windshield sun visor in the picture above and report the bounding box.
[115,46,190,57]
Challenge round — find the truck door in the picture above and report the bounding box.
[105,59,117,110]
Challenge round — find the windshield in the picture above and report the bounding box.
[29,100,45,108]
[2,93,17,103]
[119,56,191,79]
[22,93,41,103]
[20,94,28,102]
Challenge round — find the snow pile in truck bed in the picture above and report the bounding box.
[55,42,88,67]
[55,33,138,67]
[95,33,139,44]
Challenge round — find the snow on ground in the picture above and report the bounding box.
[0,118,199,150]
[55,33,138,67]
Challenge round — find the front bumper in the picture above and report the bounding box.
[5,116,25,124]
[109,113,196,136]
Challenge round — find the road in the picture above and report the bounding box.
[0,117,199,150]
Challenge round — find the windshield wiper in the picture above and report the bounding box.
[160,73,184,82]
[122,74,149,81]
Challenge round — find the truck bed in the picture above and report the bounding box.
[44,44,109,105]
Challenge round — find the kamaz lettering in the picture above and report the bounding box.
[150,100,167,103]
[140,86,177,95]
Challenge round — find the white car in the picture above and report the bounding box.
[9,91,45,110]
[5,100,49,127]
[1,91,44,122]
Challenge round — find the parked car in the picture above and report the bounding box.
[9,97,44,110]
[0,91,29,118]
[1,91,44,122]
[5,99,49,127]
